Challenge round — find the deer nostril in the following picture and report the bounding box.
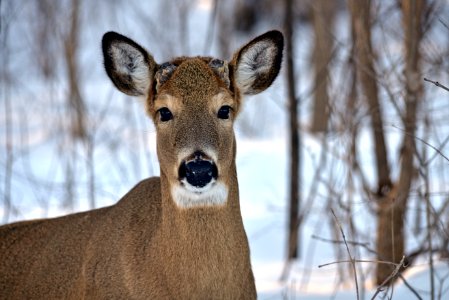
[179,159,218,188]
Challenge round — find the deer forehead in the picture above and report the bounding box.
[152,58,235,113]
[158,58,230,99]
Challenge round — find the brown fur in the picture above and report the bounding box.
[0,30,283,299]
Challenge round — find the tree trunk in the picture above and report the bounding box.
[375,0,424,285]
[377,0,424,285]
[64,0,86,140]
[348,0,391,195]
[310,0,335,133]
[284,0,300,261]
[348,0,413,285]
[349,0,424,285]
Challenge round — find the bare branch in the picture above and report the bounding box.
[318,259,400,269]
[392,124,449,164]
[311,234,378,256]
[438,17,449,31]
[424,77,449,92]
[398,274,424,300]
[331,209,359,300]
[371,255,407,300]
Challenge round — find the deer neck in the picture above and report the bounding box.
[152,166,250,292]
[156,161,248,251]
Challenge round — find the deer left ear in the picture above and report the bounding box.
[102,32,157,96]
[232,30,284,95]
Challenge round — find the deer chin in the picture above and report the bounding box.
[171,180,228,208]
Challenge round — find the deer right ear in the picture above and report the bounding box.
[102,32,156,96]
[232,30,284,95]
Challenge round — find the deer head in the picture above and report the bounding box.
[102,31,283,208]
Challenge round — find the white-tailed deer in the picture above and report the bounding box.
[0,30,283,299]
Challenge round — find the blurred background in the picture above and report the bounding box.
[1,0,449,298]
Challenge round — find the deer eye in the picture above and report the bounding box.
[158,107,173,122]
[217,105,232,119]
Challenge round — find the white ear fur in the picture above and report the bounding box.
[102,32,156,96]
[109,43,150,95]
[233,30,284,95]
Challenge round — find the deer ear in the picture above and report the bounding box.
[102,32,156,96]
[232,30,284,95]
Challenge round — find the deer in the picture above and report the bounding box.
[0,30,283,299]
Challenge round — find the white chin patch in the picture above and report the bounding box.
[171,181,228,208]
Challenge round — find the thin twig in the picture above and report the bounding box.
[423,135,449,166]
[424,78,449,92]
[371,255,407,299]
[423,139,435,300]
[398,274,424,300]
[391,125,449,163]
[318,259,401,268]
[312,234,369,247]
[312,234,378,256]
[331,209,360,300]
[438,17,449,31]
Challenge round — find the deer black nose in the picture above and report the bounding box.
[179,154,218,188]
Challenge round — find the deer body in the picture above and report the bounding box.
[0,30,283,299]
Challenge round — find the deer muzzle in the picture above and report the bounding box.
[178,151,218,188]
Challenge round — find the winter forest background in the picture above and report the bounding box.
[1,0,449,299]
